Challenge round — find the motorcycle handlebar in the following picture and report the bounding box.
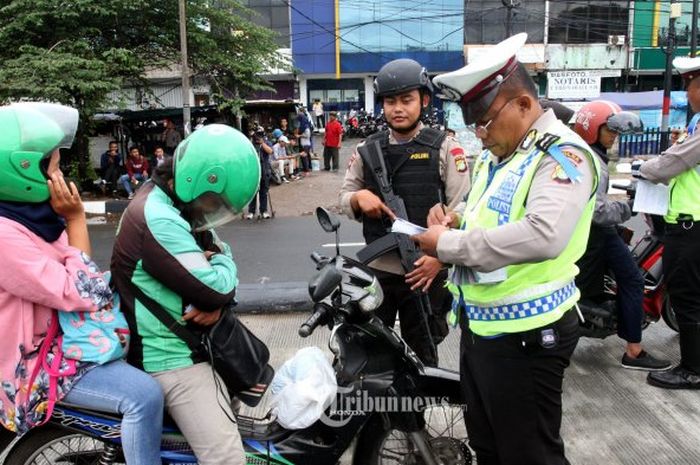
[310,252,329,269]
[298,303,330,338]
[611,183,636,197]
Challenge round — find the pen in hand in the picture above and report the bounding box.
[437,189,446,214]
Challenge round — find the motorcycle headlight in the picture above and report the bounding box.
[358,276,384,313]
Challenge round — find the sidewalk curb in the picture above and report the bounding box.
[84,199,130,215]
[235,281,312,314]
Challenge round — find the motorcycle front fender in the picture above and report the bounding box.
[415,366,462,404]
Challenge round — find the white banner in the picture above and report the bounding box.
[547,71,601,99]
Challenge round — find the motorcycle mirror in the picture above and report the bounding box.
[316,207,341,233]
[308,265,343,302]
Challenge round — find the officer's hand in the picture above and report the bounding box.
[427,203,461,228]
[405,255,443,292]
[183,307,221,326]
[631,160,644,179]
[411,225,448,258]
[352,189,395,219]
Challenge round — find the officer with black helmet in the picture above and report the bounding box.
[339,58,471,366]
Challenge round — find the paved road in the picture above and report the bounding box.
[88,215,646,285]
[238,312,699,465]
[89,215,365,284]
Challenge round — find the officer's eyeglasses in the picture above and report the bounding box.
[467,98,518,139]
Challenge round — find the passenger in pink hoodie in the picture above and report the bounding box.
[0,103,163,464]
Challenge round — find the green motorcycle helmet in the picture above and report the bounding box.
[173,124,260,231]
[0,103,79,203]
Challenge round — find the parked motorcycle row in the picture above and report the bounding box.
[342,108,444,139]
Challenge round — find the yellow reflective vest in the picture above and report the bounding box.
[448,123,600,337]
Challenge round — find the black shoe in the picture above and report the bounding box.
[621,350,672,371]
[647,365,700,389]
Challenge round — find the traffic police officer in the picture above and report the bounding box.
[339,58,471,366]
[413,33,600,464]
[639,56,700,390]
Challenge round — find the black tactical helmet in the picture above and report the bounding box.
[373,59,433,100]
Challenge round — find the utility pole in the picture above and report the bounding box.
[502,0,520,37]
[661,0,681,150]
[691,0,699,56]
[687,0,699,122]
[179,0,192,136]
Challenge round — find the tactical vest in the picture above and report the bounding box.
[666,164,700,223]
[447,121,600,337]
[360,128,446,244]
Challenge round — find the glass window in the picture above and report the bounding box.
[327,89,342,103]
[339,0,464,53]
[465,0,546,44]
[309,90,325,102]
[241,0,290,47]
[343,89,360,101]
[548,1,629,44]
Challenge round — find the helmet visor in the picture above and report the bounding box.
[607,112,643,135]
[15,103,79,152]
[186,192,240,232]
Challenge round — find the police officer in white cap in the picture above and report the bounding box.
[637,55,700,390]
[412,33,600,464]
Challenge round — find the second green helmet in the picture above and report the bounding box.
[173,124,260,231]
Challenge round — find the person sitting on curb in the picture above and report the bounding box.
[118,146,150,200]
[272,136,298,182]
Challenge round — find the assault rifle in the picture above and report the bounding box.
[356,140,438,363]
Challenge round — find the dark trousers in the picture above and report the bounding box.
[663,222,700,371]
[375,273,451,367]
[299,148,312,172]
[576,226,644,343]
[248,174,269,214]
[103,163,121,190]
[459,310,579,465]
[323,146,339,171]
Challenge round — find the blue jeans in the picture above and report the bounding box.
[118,173,147,195]
[63,360,164,465]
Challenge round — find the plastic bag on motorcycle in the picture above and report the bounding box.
[269,347,337,430]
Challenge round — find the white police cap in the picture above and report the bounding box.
[673,55,700,83]
[433,33,527,125]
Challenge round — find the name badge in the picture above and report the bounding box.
[474,267,507,284]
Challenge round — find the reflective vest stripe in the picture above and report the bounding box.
[463,281,576,322]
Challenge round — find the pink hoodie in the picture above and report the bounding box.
[0,217,111,433]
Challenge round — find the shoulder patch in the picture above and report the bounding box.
[551,149,582,184]
[453,154,468,173]
[450,147,465,157]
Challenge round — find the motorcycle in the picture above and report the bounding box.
[578,182,679,339]
[2,208,470,465]
[344,112,360,139]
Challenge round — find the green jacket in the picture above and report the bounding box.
[111,182,237,373]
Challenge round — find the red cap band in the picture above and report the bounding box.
[459,56,518,106]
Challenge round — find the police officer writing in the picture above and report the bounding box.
[413,34,600,465]
[339,58,471,366]
[637,55,700,390]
